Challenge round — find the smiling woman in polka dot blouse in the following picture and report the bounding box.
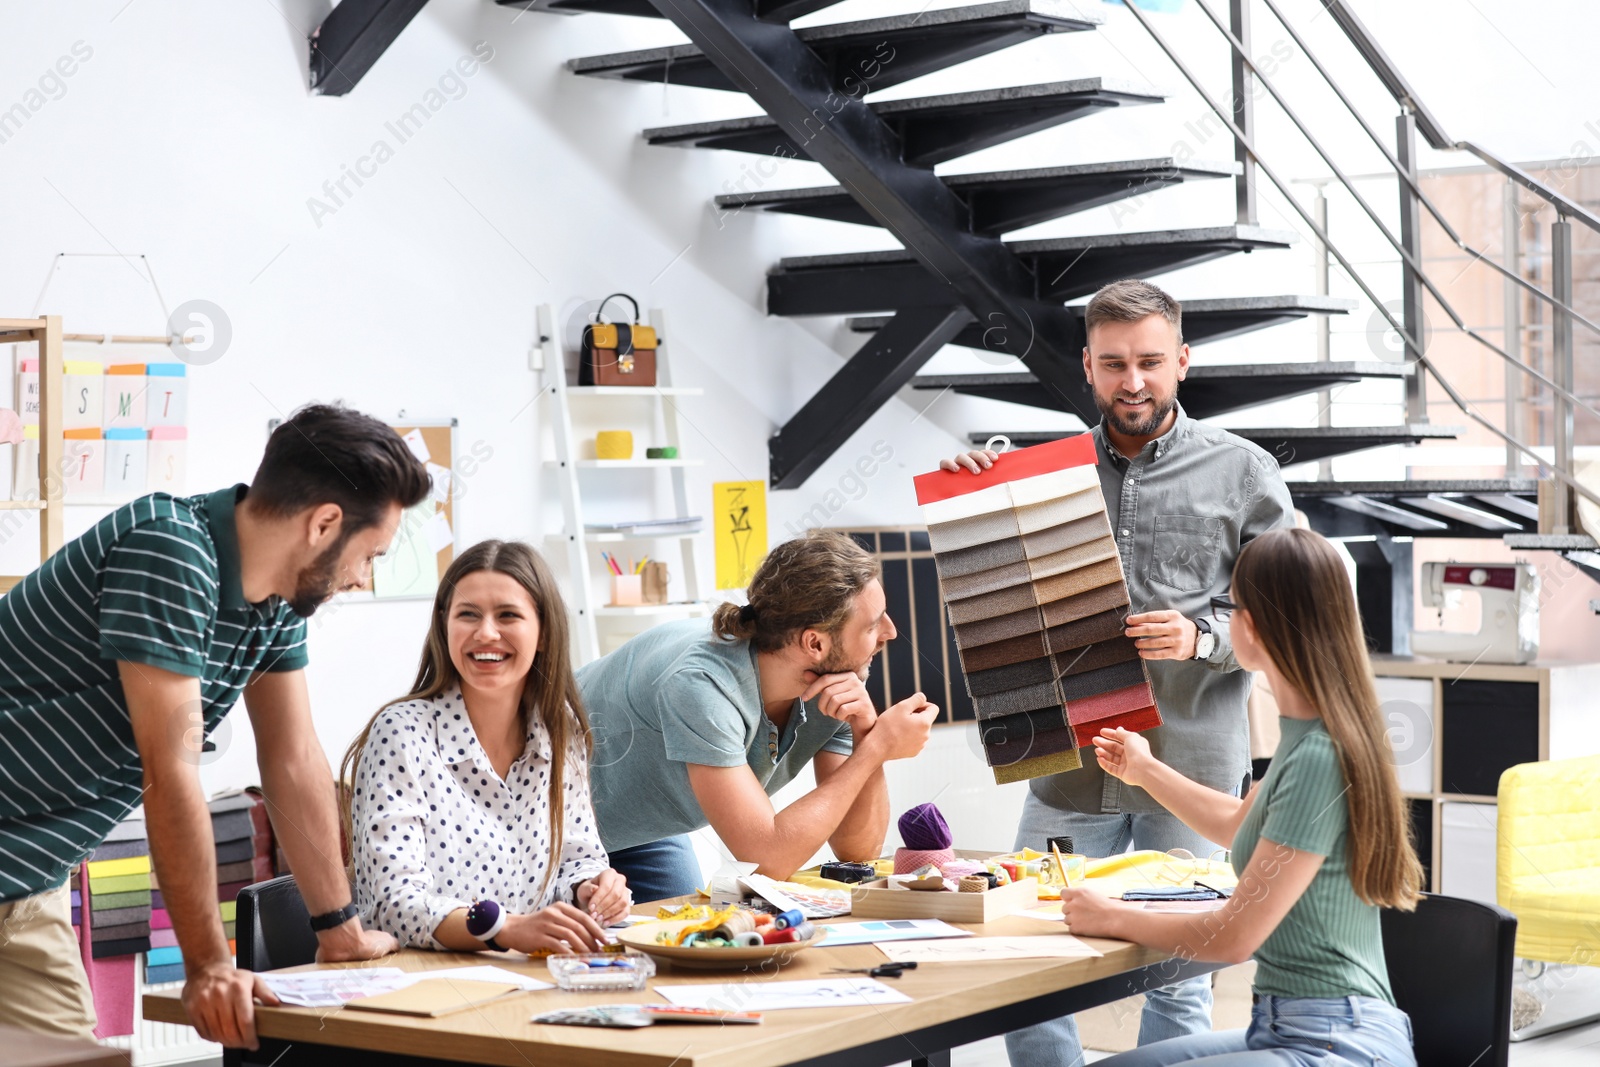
[340,541,631,955]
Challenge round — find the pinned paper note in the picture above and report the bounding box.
[423,510,454,554]
[713,480,766,590]
[374,500,440,598]
[426,462,452,504]
[402,428,431,464]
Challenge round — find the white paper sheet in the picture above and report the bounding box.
[402,428,431,463]
[260,964,552,1007]
[653,977,911,1012]
[875,935,1102,964]
[817,919,972,948]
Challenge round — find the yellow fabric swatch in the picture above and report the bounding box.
[86,856,151,878]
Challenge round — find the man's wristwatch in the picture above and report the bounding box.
[465,899,509,952]
[1192,617,1216,661]
[308,901,360,933]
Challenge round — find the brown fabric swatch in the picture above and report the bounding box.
[1052,636,1141,678]
[951,605,1047,650]
[947,581,1045,625]
[1025,536,1119,581]
[935,513,1107,578]
[961,629,1052,672]
[926,509,1021,554]
[1040,582,1131,627]
[965,655,1056,697]
[940,557,1036,601]
[1032,556,1125,605]
[971,679,1064,719]
[1058,659,1147,703]
[984,716,1081,767]
[992,747,1082,784]
[1045,607,1131,655]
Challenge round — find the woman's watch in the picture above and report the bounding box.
[1192,616,1216,661]
[308,901,360,933]
[465,899,509,952]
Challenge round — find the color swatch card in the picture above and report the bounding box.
[914,436,1160,784]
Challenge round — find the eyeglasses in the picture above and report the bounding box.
[1209,594,1237,620]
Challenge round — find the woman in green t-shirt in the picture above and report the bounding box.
[1063,527,1425,1066]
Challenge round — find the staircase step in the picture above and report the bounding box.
[912,358,1396,421]
[499,0,665,17]
[571,1,1099,93]
[968,424,1461,466]
[769,225,1293,316]
[858,294,1354,352]
[1285,481,1558,540]
[1503,533,1600,551]
[644,77,1162,165]
[716,158,1234,235]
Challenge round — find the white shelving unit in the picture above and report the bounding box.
[537,304,709,665]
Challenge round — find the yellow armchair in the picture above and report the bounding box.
[1496,754,1600,965]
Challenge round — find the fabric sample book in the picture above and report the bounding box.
[914,435,1161,784]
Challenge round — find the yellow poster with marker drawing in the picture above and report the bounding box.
[713,480,766,590]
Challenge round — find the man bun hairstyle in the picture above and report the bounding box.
[712,530,880,653]
[1084,279,1183,345]
[247,403,431,533]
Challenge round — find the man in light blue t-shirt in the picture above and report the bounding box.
[580,531,939,901]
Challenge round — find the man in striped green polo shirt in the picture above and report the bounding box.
[0,404,430,1048]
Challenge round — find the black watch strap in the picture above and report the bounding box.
[484,936,508,952]
[308,901,360,933]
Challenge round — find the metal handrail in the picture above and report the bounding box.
[1188,0,1600,425]
[1114,0,1600,516]
[1459,141,1600,235]
[1257,0,1600,343]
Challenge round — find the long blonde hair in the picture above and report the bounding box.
[339,540,591,902]
[1232,527,1424,910]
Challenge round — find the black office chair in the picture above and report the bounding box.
[236,875,319,974]
[1382,891,1517,1067]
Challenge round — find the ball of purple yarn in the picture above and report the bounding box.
[898,803,952,851]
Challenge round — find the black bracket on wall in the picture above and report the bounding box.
[310,0,432,96]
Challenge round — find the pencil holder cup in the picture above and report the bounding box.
[595,430,633,460]
[609,574,643,606]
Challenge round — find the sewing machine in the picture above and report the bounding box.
[1412,561,1540,664]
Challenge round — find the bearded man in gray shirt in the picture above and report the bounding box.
[944,279,1294,1067]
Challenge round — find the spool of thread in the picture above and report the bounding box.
[773,908,806,930]
[645,446,679,459]
[959,875,989,893]
[997,861,1019,883]
[1048,835,1075,855]
[733,931,765,947]
[595,430,633,460]
[789,921,815,940]
[712,911,757,941]
[894,847,955,874]
[762,926,800,945]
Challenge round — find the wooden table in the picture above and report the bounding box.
[144,909,1220,1067]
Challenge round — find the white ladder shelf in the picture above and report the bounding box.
[536,304,709,665]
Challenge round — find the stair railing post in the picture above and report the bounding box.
[1552,216,1574,533]
[1314,184,1333,480]
[1502,179,1522,476]
[1395,111,1427,424]
[1229,0,1257,225]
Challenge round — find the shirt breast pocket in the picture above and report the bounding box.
[1152,514,1225,594]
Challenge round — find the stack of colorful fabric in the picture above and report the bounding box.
[914,435,1160,784]
[79,814,149,1037]
[245,786,277,883]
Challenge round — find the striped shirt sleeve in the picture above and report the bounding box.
[1259,732,1348,858]
[97,521,218,677]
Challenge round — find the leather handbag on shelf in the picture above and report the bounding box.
[580,293,658,387]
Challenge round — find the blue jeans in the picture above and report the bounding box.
[1005,795,1224,1067]
[607,834,703,903]
[1096,995,1416,1066]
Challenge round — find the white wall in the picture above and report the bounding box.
[1,0,1594,826]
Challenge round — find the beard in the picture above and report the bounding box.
[286,532,352,617]
[817,640,879,681]
[1094,387,1177,438]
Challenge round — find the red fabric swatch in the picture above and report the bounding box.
[913,433,1097,504]
[1072,705,1164,749]
[1065,682,1156,725]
